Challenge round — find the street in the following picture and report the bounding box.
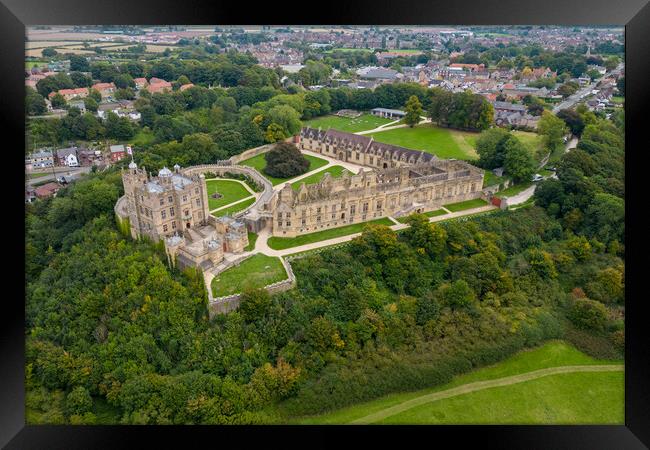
[26,165,93,187]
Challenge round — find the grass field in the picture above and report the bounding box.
[443,198,488,212]
[205,179,253,211]
[291,166,349,190]
[211,254,287,297]
[397,209,447,223]
[240,153,328,185]
[512,130,544,161]
[292,340,623,424]
[267,217,394,250]
[303,114,393,133]
[495,182,533,199]
[211,197,255,217]
[368,124,479,160]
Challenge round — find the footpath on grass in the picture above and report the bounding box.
[349,364,624,425]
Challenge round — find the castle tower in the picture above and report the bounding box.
[122,161,148,239]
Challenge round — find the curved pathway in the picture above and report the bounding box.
[349,364,623,424]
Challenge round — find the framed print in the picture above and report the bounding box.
[2,0,649,448]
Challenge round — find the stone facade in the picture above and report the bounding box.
[122,163,210,241]
[299,127,439,169]
[272,128,485,237]
[120,162,248,270]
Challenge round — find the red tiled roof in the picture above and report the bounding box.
[179,83,195,91]
[34,182,60,198]
[92,82,116,91]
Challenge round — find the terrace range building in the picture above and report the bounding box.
[118,163,248,270]
[271,127,485,237]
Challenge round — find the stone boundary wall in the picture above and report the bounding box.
[207,256,297,318]
[114,195,128,219]
[180,164,274,218]
[228,137,293,165]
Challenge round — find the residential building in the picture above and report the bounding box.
[110,144,127,162]
[30,150,54,168]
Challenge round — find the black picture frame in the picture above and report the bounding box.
[2,0,648,448]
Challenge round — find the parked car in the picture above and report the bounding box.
[532,174,544,182]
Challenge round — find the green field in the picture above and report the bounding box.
[267,217,394,250]
[325,47,374,53]
[240,153,328,185]
[304,113,393,133]
[291,166,349,190]
[512,130,544,162]
[443,198,488,212]
[293,340,623,424]
[397,209,447,223]
[211,254,287,297]
[611,96,624,105]
[495,182,533,199]
[211,197,255,217]
[205,179,253,210]
[369,124,479,160]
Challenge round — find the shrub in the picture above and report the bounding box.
[65,386,93,416]
[568,298,608,331]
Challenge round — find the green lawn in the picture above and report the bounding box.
[240,153,328,185]
[205,179,253,211]
[611,96,624,104]
[267,217,394,250]
[304,113,393,133]
[377,371,623,424]
[292,340,623,424]
[397,209,447,223]
[211,254,287,297]
[368,124,479,160]
[244,232,258,252]
[211,197,255,217]
[494,182,533,199]
[443,198,488,212]
[291,166,349,190]
[512,130,544,162]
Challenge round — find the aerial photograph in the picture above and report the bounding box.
[24,25,624,425]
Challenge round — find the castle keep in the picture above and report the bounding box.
[119,162,248,270]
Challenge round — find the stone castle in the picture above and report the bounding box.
[116,127,485,270]
[270,127,485,237]
[118,161,248,270]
